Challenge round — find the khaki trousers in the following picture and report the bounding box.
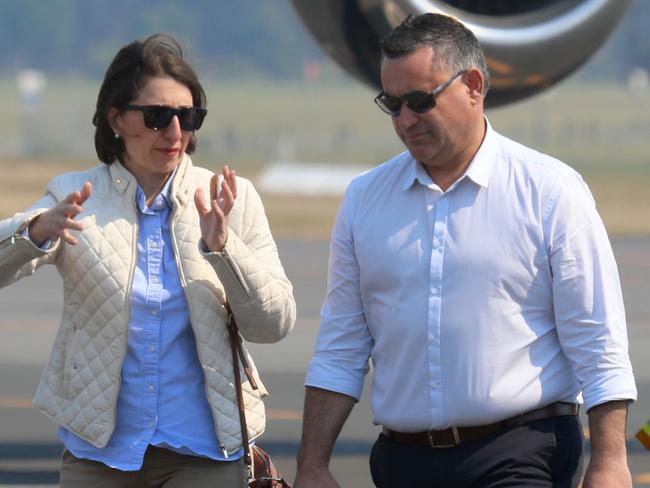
[60,445,247,488]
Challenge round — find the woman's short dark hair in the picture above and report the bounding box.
[381,14,490,95]
[93,33,207,164]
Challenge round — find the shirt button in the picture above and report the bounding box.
[149,346,156,352]
[148,384,155,391]
[148,420,155,427]
[151,309,158,316]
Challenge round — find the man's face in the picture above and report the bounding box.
[380,46,481,180]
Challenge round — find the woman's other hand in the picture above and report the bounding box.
[28,181,93,246]
[194,165,237,252]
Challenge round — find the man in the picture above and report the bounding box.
[294,13,636,488]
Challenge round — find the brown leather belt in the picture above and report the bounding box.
[382,402,579,448]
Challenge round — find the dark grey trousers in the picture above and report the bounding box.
[370,416,584,488]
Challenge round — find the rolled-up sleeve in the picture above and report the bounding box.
[305,190,373,401]
[547,175,637,411]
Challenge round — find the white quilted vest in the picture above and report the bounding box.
[0,156,295,454]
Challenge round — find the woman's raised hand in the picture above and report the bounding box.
[194,165,238,252]
[28,181,93,247]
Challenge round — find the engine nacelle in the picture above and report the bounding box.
[289,0,632,106]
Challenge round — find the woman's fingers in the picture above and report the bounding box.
[209,173,219,203]
[194,187,209,215]
[62,181,92,206]
[195,168,237,224]
[222,166,237,199]
[78,181,93,205]
[220,179,235,212]
[30,182,91,246]
[210,190,226,218]
[216,165,237,214]
[59,203,82,218]
[59,229,79,246]
[228,168,237,200]
[65,216,84,232]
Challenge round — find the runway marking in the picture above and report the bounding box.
[0,397,303,420]
[0,321,58,332]
[267,409,303,420]
[0,458,59,471]
[0,484,59,488]
[635,473,650,484]
[0,397,33,408]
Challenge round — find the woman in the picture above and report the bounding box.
[0,34,295,487]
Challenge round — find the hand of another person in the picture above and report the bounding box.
[194,165,237,252]
[294,466,342,488]
[28,181,92,246]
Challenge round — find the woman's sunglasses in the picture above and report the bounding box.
[124,104,207,131]
[374,70,466,116]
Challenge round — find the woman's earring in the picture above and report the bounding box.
[114,132,120,139]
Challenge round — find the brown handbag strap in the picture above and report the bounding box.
[224,303,257,471]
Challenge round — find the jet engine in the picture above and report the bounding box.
[289,0,632,106]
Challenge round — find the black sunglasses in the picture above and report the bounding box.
[374,70,466,116]
[123,104,207,131]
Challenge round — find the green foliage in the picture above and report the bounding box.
[0,0,647,81]
[0,79,648,235]
[0,0,324,79]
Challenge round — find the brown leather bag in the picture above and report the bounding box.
[225,304,292,488]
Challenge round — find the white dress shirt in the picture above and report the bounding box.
[305,120,637,432]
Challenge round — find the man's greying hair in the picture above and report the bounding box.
[381,13,490,95]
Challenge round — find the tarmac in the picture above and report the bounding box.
[0,237,648,487]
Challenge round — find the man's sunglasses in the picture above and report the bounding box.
[124,104,207,131]
[374,70,466,116]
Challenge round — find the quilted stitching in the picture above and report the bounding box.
[0,157,295,453]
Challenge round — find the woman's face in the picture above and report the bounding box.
[110,76,194,187]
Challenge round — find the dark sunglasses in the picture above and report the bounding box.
[123,104,207,131]
[374,70,466,116]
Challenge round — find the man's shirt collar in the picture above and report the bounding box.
[401,117,497,192]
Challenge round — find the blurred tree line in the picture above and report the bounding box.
[0,0,323,79]
[0,0,648,81]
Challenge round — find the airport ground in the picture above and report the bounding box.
[0,236,648,487]
[0,80,648,486]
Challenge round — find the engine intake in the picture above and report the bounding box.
[290,0,631,106]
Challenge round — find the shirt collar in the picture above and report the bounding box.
[401,116,498,192]
[401,155,434,191]
[135,167,176,213]
[464,117,497,189]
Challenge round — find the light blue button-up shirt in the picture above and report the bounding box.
[59,174,243,470]
[306,120,637,432]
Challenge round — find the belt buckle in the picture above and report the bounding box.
[427,427,460,448]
